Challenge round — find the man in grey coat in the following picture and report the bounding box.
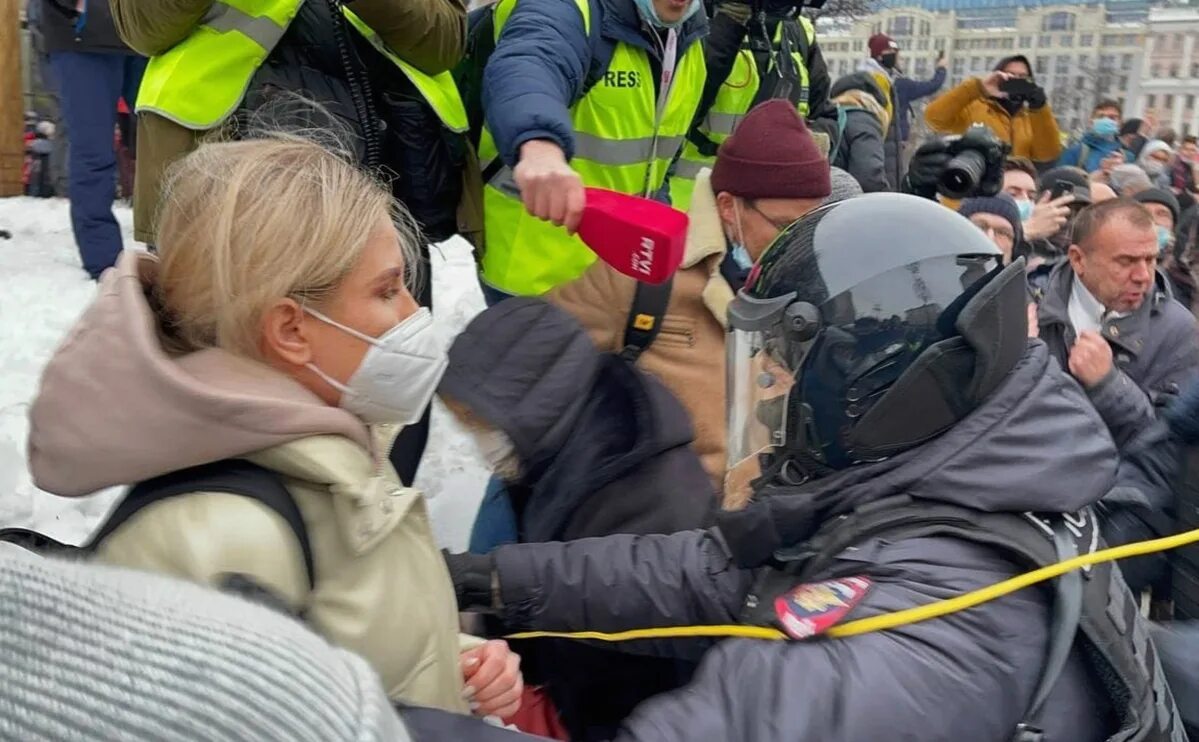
[447,194,1184,741]
[1037,198,1199,593]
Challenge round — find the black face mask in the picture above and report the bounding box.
[879,53,898,70]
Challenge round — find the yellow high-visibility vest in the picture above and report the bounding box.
[669,17,814,210]
[477,0,707,296]
[136,0,467,134]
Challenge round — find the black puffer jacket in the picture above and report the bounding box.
[240,0,467,245]
[439,298,717,739]
[490,342,1131,741]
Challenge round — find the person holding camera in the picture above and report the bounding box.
[667,0,838,209]
[925,55,1062,166]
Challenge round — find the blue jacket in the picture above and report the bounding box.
[893,67,946,142]
[482,0,708,167]
[1057,133,1134,172]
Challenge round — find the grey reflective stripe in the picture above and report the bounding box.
[487,166,522,198]
[673,157,707,180]
[573,132,685,166]
[704,111,741,136]
[203,3,288,50]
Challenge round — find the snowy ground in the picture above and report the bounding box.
[0,197,491,550]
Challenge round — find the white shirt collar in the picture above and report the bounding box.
[1068,273,1126,336]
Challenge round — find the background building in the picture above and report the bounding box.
[815,0,1151,139]
[1128,5,1199,137]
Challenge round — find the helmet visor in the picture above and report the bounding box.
[724,292,809,505]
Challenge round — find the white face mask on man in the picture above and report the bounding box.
[304,307,448,426]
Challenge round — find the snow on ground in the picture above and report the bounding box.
[0,197,490,551]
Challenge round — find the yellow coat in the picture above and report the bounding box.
[924,78,1063,164]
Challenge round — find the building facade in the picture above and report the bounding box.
[815,0,1149,139]
[1127,6,1199,137]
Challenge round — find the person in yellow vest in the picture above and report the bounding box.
[111,0,471,488]
[548,100,834,494]
[477,0,709,302]
[667,0,839,210]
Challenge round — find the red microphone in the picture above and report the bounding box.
[576,188,688,285]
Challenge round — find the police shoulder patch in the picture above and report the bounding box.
[774,576,872,640]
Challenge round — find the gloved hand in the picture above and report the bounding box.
[714,482,829,568]
[443,550,497,611]
[1024,84,1047,110]
[901,138,952,200]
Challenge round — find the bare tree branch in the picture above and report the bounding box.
[806,0,881,22]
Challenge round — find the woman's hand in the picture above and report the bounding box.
[461,640,523,719]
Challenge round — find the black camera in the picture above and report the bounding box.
[937,125,1010,200]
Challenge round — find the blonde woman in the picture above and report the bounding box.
[26,137,523,719]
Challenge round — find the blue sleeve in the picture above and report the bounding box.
[482,0,593,166]
[894,67,946,108]
[1057,142,1081,168]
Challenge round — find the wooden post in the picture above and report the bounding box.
[0,0,25,197]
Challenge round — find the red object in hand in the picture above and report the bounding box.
[576,188,688,285]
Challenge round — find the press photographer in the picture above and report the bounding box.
[903,125,1011,202]
[924,55,1063,166]
[669,0,839,207]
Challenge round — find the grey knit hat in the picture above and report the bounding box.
[958,194,1024,247]
[825,166,865,205]
[0,544,408,742]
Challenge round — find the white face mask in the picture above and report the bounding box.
[304,307,447,426]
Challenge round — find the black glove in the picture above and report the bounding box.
[1024,84,1047,110]
[714,482,830,568]
[902,138,952,200]
[442,550,496,611]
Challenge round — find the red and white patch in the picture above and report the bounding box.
[774,576,872,640]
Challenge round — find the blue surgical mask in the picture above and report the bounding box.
[731,243,753,270]
[1092,118,1119,138]
[632,0,699,28]
[1014,199,1034,222]
[1157,225,1173,254]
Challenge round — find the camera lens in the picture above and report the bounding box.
[938,149,987,200]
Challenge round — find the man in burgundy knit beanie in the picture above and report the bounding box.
[710,99,832,266]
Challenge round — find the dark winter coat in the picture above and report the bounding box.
[482,0,707,168]
[893,66,946,142]
[439,298,716,740]
[1037,262,1199,592]
[693,10,838,146]
[830,74,890,193]
[1037,262,1199,450]
[39,0,131,53]
[491,343,1122,741]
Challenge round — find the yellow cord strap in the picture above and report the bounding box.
[506,525,1199,644]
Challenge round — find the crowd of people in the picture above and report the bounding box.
[7,0,1199,739]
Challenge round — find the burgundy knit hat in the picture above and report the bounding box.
[869,33,899,59]
[710,100,831,200]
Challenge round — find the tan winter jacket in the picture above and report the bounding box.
[27,252,477,712]
[547,170,735,494]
